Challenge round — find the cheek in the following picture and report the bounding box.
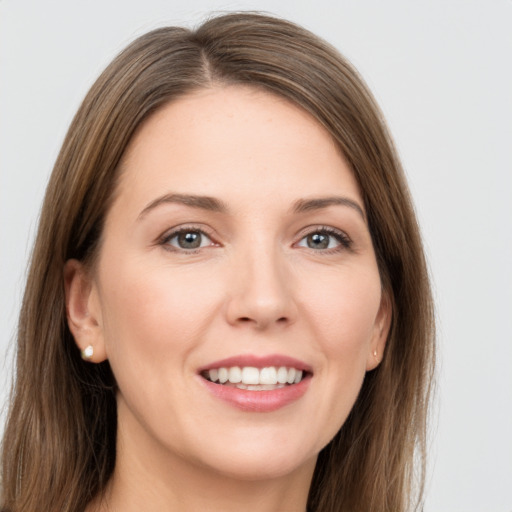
[95,257,226,441]
[96,258,219,374]
[299,267,382,437]
[301,267,382,355]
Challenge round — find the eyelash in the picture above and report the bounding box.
[159,226,216,253]
[158,225,352,254]
[295,226,352,254]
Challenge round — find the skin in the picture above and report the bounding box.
[65,86,390,512]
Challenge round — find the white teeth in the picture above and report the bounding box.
[228,367,242,383]
[260,367,277,385]
[241,367,260,385]
[205,366,306,386]
[218,367,228,383]
[233,383,286,390]
[208,369,218,382]
[276,366,288,384]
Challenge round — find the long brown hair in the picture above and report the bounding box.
[1,12,435,512]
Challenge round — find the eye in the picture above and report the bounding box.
[162,228,214,251]
[296,228,351,251]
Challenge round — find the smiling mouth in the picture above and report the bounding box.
[201,366,307,391]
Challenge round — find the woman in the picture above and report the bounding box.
[0,12,435,512]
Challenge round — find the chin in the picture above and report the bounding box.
[184,428,320,482]
[202,450,317,482]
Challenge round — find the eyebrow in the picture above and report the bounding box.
[137,193,366,222]
[292,196,366,221]
[137,193,228,220]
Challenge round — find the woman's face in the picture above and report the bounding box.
[68,86,389,481]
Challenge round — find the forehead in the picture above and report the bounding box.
[114,85,361,214]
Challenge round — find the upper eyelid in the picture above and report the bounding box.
[295,225,350,239]
[165,228,213,242]
[159,224,217,241]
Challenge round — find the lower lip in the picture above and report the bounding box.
[200,376,311,412]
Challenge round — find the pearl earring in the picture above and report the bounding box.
[81,345,94,361]
[373,350,378,358]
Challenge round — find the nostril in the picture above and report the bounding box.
[235,315,291,327]
[237,316,288,325]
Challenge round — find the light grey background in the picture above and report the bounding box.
[1,1,511,511]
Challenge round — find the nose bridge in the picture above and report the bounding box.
[226,234,296,329]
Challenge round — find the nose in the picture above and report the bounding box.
[225,245,297,330]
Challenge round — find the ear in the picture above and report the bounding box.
[366,290,392,371]
[64,259,107,363]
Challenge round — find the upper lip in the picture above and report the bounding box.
[198,354,313,373]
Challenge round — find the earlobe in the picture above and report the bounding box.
[64,259,107,363]
[366,291,392,371]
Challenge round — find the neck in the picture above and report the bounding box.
[98,461,314,512]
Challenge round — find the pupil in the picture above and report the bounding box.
[308,233,329,249]
[178,231,201,249]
